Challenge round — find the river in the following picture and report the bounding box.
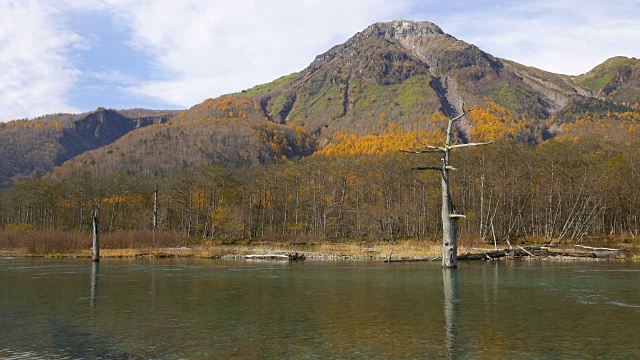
[1,258,639,359]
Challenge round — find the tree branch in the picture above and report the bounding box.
[450,107,475,123]
[412,166,443,171]
[401,148,445,154]
[447,141,494,150]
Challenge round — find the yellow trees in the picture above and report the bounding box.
[468,102,535,142]
[318,103,542,157]
[317,123,443,156]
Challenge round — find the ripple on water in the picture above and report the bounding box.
[0,349,71,360]
[609,301,640,308]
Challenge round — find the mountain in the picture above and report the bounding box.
[0,108,175,187]
[2,19,640,185]
[176,19,631,140]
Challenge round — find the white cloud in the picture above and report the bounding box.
[435,0,640,75]
[0,0,84,121]
[100,0,413,107]
[88,70,137,85]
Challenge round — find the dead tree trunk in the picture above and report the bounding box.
[153,182,158,246]
[402,108,492,269]
[92,207,100,262]
[441,115,457,268]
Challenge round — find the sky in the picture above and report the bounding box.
[1,0,639,122]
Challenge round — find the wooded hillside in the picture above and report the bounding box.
[0,108,175,187]
[2,131,638,245]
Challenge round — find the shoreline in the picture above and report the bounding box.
[1,242,636,261]
[2,230,637,261]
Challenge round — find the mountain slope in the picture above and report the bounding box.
[0,108,174,187]
[52,118,316,179]
[574,56,640,107]
[174,19,623,142]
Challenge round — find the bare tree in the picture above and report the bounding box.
[403,108,492,268]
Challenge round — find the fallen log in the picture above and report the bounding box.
[384,258,431,263]
[456,253,486,260]
[388,244,602,264]
[545,251,597,258]
[574,245,621,252]
[517,246,536,257]
[458,249,509,260]
[245,253,305,261]
[246,254,289,260]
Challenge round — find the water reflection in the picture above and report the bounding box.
[481,261,500,312]
[90,261,99,311]
[442,269,459,360]
[150,265,157,303]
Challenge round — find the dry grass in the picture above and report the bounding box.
[247,238,484,260]
[0,230,191,257]
[280,241,443,258]
[1,229,638,260]
[100,230,194,249]
[0,230,90,255]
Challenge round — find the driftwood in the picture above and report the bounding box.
[574,245,621,252]
[420,244,603,263]
[512,246,597,259]
[384,258,431,263]
[457,249,509,260]
[547,251,596,258]
[383,243,624,264]
[245,253,305,261]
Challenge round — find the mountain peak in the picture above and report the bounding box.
[360,19,444,40]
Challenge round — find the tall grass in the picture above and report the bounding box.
[101,230,193,249]
[2,229,637,259]
[0,230,90,255]
[0,230,193,256]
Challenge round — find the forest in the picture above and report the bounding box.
[1,118,638,251]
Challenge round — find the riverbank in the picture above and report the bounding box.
[1,241,637,261]
[0,230,637,261]
[0,241,444,260]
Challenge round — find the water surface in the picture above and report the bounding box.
[1,258,639,359]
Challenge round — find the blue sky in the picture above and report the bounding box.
[1,0,638,121]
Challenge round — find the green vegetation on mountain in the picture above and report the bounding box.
[575,56,639,91]
[241,73,299,96]
[574,56,640,107]
[553,97,636,123]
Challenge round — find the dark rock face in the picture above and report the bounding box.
[57,109,171,164]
